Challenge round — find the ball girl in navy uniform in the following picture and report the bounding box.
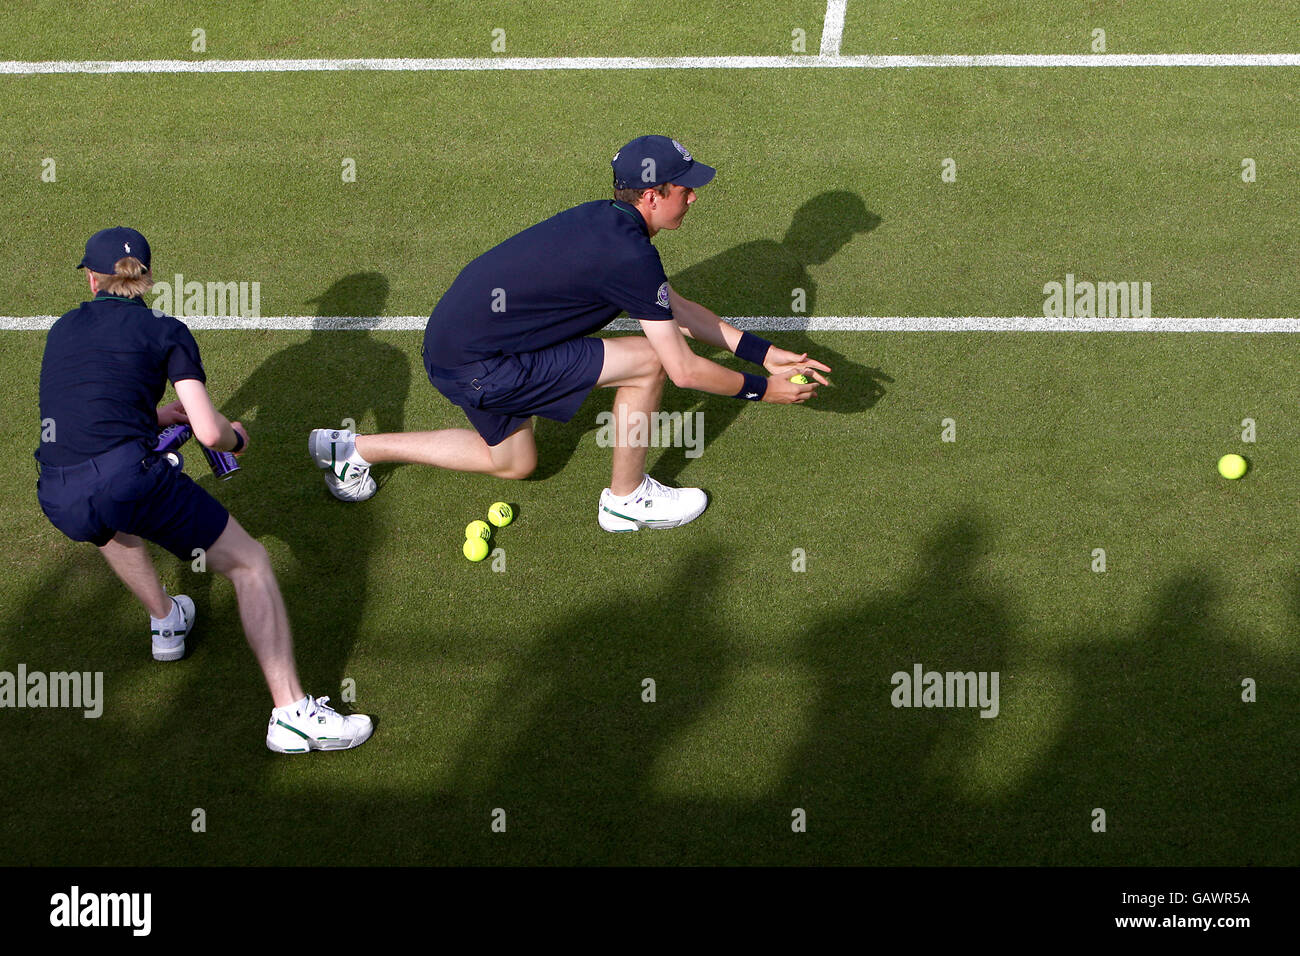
[36,227,372,754]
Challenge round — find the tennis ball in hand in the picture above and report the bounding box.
[465,519,491,541]
[790,374,810,384]
[463,536,489,562]
[487,502,514,527]
[1217,454,1247,480]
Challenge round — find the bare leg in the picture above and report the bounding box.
[355,422,537,480]
[98,533,172,620]
[596,337,668,497]
[204,516,304,708]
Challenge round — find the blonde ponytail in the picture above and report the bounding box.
[90,256,154,297]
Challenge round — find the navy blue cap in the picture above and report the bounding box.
[78,227,151,273]
[612,135,715,190]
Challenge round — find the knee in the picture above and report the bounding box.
[643,349,667,384]
[494,455,536,481]
[627,351,667,392]
[648,359,668,388]
[227,538,273,580]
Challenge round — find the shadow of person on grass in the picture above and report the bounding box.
[433,547,732,865]
[534,191,884,484]
[1,275,408,862]
[214,271,408,697]
[1024,572,1300,866]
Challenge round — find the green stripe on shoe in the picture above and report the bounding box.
[602,507,672,525]
[275,719,312,741]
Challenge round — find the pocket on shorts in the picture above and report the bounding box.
[472,355,527,411]
[106,456,167,505]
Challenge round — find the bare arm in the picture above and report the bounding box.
[667,285,833,386]
[173,378,249,453]
[667,285,744,353]
[638,318,814,404]
[639,317,743,394]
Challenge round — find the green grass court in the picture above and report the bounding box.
[1,2,1296,866]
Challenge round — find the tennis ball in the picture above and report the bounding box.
[463,536,489,562]
[1217,453,1247,480]
[488,501,514,527]
[465,519,491,541]
[790,374,810,384]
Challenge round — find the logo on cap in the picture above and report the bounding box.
[671,140,692,161]
[124,243,131,254]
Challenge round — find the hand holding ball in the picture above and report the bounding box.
[790,374,810,384]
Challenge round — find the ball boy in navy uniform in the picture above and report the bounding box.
[37,227,371,754]
[310,136,831,530]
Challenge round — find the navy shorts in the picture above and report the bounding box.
[36,441,230,561]
[425,338,605,447]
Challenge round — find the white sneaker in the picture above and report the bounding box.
[598,475,708,532]
[309,428,376,502]
[266,695,374,754]
[150,594,195,662]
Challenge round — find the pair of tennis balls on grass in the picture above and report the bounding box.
[463,502,513,561]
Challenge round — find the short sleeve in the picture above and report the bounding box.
[164,319,206,384]
[602,250,674,321]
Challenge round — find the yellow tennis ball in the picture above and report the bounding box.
[1217,454,1247,480]
[463,536,489,562]
[487,501,514,527]
[465,519,491,541]
[790,374,810,384]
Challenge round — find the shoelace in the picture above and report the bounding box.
[640,476,679,501]
[340,464,371,490]
[301,695,338,719]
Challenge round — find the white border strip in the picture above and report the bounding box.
[3,54,1299,75]
[820,1,848,58]
[4,315,1300,332]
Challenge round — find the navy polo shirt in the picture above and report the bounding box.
[36,292,205,466]
[424,199,674,368]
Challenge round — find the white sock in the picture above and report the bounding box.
[150,597,180,627]
[276,695,312,715]
[617,475,650,502]
[345,441,371,467]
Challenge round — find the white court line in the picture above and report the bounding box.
[2,54,1299,75]
[820,1,848,58]
[4,316,1300,332]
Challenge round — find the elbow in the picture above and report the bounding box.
[193,423,223,448]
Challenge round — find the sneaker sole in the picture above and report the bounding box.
[598,502,707,532]
[266,720,374,754]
